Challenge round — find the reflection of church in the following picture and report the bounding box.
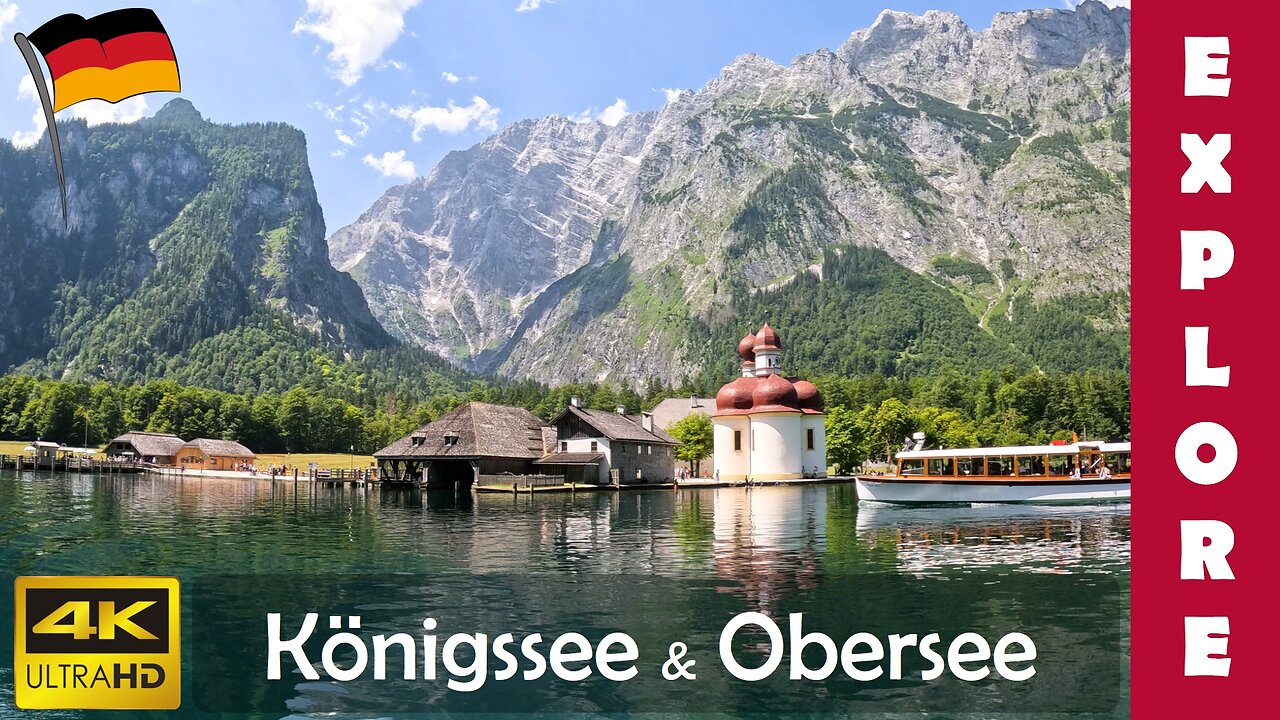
[713,324,827,481]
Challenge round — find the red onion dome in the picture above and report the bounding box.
[737,333,756,361]
[754,323,782,351]
[793,380,824,412]
[751,373,799,411]
[716,377,757,413]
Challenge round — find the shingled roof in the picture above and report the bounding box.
[374,402,547,459]
[650,397,715,433]
[553,406,678,444]
[183,439,255,457]
[108,432,185,457]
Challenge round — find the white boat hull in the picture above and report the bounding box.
[855,477,1130,505]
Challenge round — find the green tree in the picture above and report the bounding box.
[824,405,866,474]
[667,413,713,476]
[867,397,916,462]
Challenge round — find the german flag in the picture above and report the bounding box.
[25,9,180,112]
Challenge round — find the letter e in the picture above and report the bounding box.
[1185,617,1230,676]
[1185,37,1231,96]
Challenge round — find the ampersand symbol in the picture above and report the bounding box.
[662,641,697,680]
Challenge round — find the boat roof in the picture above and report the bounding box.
[898,441,1130,459]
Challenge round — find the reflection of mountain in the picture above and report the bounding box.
[855,503,1130,575]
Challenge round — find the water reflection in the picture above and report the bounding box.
[1,471,1131,718]
[855,502,1131,576]
[0,471,1130,580]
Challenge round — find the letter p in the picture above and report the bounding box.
[1181,230,1234,290]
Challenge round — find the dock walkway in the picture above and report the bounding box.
[473,475,850,494]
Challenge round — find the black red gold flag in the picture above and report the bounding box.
[13,8,181,223]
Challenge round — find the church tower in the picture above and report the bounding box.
[712,324,826,482]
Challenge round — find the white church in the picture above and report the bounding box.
[713,323,827,481]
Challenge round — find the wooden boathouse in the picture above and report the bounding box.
[374,401,550,488]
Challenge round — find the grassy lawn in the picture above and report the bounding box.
[255,452,376,470]
[0,440,32,455]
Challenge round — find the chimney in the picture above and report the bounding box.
[570,396,580,407]
[616,405,627,415]
[641,412,654,433]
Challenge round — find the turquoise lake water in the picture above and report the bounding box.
[0,470,1130,719]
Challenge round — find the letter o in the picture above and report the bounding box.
[322,632,369,681]
[719,612,783,682]
[1175,422,1237,485]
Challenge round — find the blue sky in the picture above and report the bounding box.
[0,0,1123,232]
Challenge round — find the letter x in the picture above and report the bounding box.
[1181,133,1231,193]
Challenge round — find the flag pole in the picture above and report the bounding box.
[13,32,68,225]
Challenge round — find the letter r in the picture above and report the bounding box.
[1180,520,1235,579]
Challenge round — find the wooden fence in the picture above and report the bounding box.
[476,473,565,489]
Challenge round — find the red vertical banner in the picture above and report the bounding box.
[1132,2,1278,717]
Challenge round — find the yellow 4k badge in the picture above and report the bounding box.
[14,576,180,709]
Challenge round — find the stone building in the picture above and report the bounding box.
[540,398,679,485]
[713,324,827,481]
[650,396,717,477]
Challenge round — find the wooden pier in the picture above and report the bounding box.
[144,466,379,485]
[0,454,147,474]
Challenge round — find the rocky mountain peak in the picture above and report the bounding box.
[149,97,204,125]
[332,3,1131,387]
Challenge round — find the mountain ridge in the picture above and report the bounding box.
[0,99,466,401]
[330,1,1131,389]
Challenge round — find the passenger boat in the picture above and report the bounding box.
[855,434,1130,505]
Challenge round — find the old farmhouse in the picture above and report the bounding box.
[374,398,682,488]
[104,432,186,465]
[175,439,257,470]
[650,396,717,477]
[540,398,678,485]
[374,401,547,487]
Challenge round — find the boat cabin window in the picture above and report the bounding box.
[1108,453,1131,473]
[1017,455,1046,477]
[1080,451,1101,474]
[957,457,985,476]
[1048,454,1073,476]
[987,456,1015,476]
[899,458,925,476]
[927,458,954,477]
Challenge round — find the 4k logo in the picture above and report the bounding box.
[14,577,180,709]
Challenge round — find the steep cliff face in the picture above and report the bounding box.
[0,99,402,392]
[329,113,656,365]
[332,1,1131,387]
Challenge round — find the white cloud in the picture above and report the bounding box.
[568,98,631,126]
[332,148,348,158]
[393,96,500,139]
[441,71,460,84]
[1068,0,1129,7]
[294,0,421,86]
[0,2,19,39]
[659,88,685,103]
[335,129,355,145]
[11,75,150,148]
[516,0,556,12]
[597,98,629,126]
[363,150,417,179]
